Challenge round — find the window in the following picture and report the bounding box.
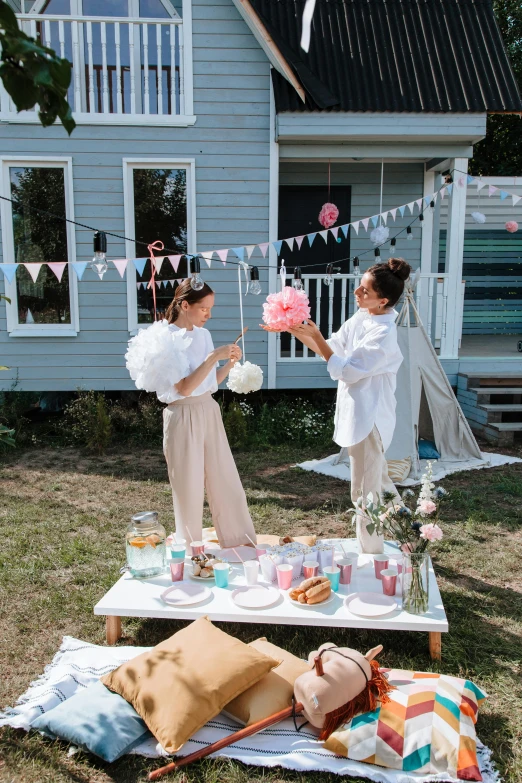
[0,158,79,336]
[123,159,195,332]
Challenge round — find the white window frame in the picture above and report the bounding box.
[123,157,196,333]
[0,156,79,337]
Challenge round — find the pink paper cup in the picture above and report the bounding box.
[337,557,355,585]
[169,558,185,582]
[374,554,389,580]
[276,564,293,590]
[255,545,269,559]
[190,540,205,556]
[381,568,398,596]
[302,560,319,579]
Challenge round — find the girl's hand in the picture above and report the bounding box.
[214,344,242,362]
[289,320,321,340]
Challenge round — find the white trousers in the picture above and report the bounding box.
[163,392,257,548]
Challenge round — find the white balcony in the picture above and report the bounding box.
[0,12,195,125]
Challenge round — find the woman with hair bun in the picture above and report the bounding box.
[283,258,411,552]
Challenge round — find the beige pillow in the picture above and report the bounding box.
[101,617,278,752]
[387,457,411,483]
[223,638,311,726]
[257,534,317,547]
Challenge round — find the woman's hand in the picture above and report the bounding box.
[289,320,321,340]
[214,344,242,363]
[259,324,285,333]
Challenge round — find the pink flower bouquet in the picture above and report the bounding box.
[262,285,311,330]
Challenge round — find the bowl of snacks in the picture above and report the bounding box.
[190,553,225,580]
[289,576,333,607]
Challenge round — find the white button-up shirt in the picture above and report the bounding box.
[326,308,403,450]
[158,324,218,403]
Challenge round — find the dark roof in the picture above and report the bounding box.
[249,0,522,113]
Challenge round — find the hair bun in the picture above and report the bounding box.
[387,257,411,281]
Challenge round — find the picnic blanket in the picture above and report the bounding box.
[0,636,501,783]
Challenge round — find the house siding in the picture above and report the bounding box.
[0,0,272,392]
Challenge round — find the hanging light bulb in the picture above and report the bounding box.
[353,256,360,275]
[323,262,334,286]
[429,200,435,213]
[419,213,424,223]
[248,265,262,295]
[389,237,397,257]
[91,231,108,279]
[406,226,413,241]
[190,257,204,291]
[292,266,303,290]
[374,247,381,260]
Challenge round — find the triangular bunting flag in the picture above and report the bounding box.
[476,180,486,191]
[361,218,370,231]
[398,206,406,217]
[285,237,295,251]
[351,221,360,235]
[340,224,350,238]
[488,185,498,196]
[141,281,148,289]
[0,264,18,283]
[416,198,423,210]
[318,230,329,243]
[424,197,431,209]
[330,227,339,240]
[132,258,148,275]
[500,191,509,200]
[390,208,397,221]
[136,282,141,290]
[24,263,42,283]
[168,255,182,273]
[440,187,447,199]
[112,259,128,278]
[201,251,213,267]
[245,245,256,259]
[307,233,317,246]
[156,280,162,289]
[457,177,465,187]
[407,202,415,214]
[48,262,67,282]
[446,183,453,195]
[295,235,305,249]
[232,247,245,262]
[153,256,165,274]
[381,213,388,226]
[71,261,88,281]
[512,194,521,207]
[370,215,379,228]
[217,249,228,265]
[272,240,283,255]
[467,175,475,185]
[258,243,269,258]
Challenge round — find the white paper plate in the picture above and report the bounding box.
[209,545,257,563]
[160,583,212,606]
[231,584,281,609]
[288,592,335,609]
[345,592,397,617]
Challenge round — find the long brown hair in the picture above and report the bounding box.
[165,279,215,323]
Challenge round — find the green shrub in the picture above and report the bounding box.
[223,400,248,449]
[61,391,112,453]
[87,395,112,454]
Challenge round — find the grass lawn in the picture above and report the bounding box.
[0,442,521,783]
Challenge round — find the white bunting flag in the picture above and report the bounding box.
[318,230,329,243]
[285,237,295,251]
[488,185,498,197]
[381,213,388,226]
[48,262,67,282]
[245,245,256,259]
[201,251,213,268]
[112,259,128,278]
[295,235,305,249]
[407,202,415,214]
[216,249,228,265]
[351,221,360,235]
[258,243,269,258]
[361,218,370,232]
[136,282,141,290]
[330,227,339,240]
[24,263,42,283]
[155,281,162,289]
[476,180,486,191]
[512,194,521,207]
[168,255,182,273]
[389,208,397,221]
[440,187,447,200]
[153,256,165,274]
[415,199,423,211]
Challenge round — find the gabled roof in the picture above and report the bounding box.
[241,0,522,114]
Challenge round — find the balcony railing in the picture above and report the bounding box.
[0,13,193,124]
[276,273,465,361]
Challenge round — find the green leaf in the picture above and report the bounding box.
[0,295,11,304]
[0,2,20,34]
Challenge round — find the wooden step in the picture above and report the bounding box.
[470,387,522,395]
[486,422,522,432]
[479,404,522,413]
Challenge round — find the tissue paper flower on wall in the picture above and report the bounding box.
[318,202,339,229]
[262,286,311,330]
[505,221,519,233]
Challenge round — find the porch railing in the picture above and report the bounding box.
[0,14,188,123]
[276,273,465,361]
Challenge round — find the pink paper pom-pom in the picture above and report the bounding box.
[318,202,339,229]
[505,221,519,233]
[262,286,311,330]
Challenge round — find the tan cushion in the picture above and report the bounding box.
[101,617,278,752]
[223,638,311,726]
[386,457,412,483]
[257,534,317,547]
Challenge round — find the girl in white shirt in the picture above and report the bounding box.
[276,258,411,552]
[162,280,257,548]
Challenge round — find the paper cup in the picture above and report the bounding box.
[213,562,230,588]
[244,560,259,585]
[259,553,282,582]
[381,568,398,596]
[255,544,269,559]
[169,558,185,582]
[323,565,341,591]
[190,540,205,556]
[302,560,319,579]
[337,557,355,585]
[373,554,389,580]
[276,564,293,590]
[170,544,186,560]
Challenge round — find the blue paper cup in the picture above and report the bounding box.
[213,562,230,588]
[169,544,186,560]
[323,565,341,591]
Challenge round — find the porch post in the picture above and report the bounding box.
[267,71,278,388]
[440,158,468,359]
[418,167,435,329]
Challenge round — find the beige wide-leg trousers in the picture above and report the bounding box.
[348,425,401,554]
[163,392,257,548]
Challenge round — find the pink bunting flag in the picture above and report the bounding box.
[112,259,128,278]
[295,235,305,249]
[245,245,256,259]
[156,281,162,289]
[351,221,360,235]
[217,249,228,265]
[153,256,165,274]
[48,262,67,282]
[258,243,269,258]
[488,185,498,197]
[389,208,397,221]
[24,263,42,283]
[458,177,465,187]
[330,227,339,239]
[136,282,141,290]
[168,255,182,273]
[201,252,213,268]
[361,218,370,231]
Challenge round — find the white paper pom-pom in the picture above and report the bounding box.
[227,361,263,394]
[125,320,191,403]
[471,211,486,224]
[370,225,389,246]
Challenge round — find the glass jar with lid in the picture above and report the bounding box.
[126,511,166,578]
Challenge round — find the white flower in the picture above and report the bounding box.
[227,361,263,394]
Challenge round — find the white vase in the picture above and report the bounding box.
[356,516,384,554]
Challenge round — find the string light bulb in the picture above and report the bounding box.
[407,226,413,241]
[429,200,435,213]
[292,266,303,290]
[91,231,108,279]
[374,247,381,259]
[353,256,360,275]
[323,262,334,286]
[190,257,204,291]
[248,265,261,295]
[389,237,397,257]
[419,213,424,223]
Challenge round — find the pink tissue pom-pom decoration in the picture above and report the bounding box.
[262,286,311,330]
[318,202,339,229]
[505,221,519,233]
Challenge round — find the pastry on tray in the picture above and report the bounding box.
[191,553,223,578]
[289,576,331,605]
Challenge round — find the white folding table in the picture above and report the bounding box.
[94,539,448,659]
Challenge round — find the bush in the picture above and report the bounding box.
[223,400,248,449]
[61,391,112,453]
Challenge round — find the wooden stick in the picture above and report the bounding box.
[148,702,304,781]
[234,326,248,344]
